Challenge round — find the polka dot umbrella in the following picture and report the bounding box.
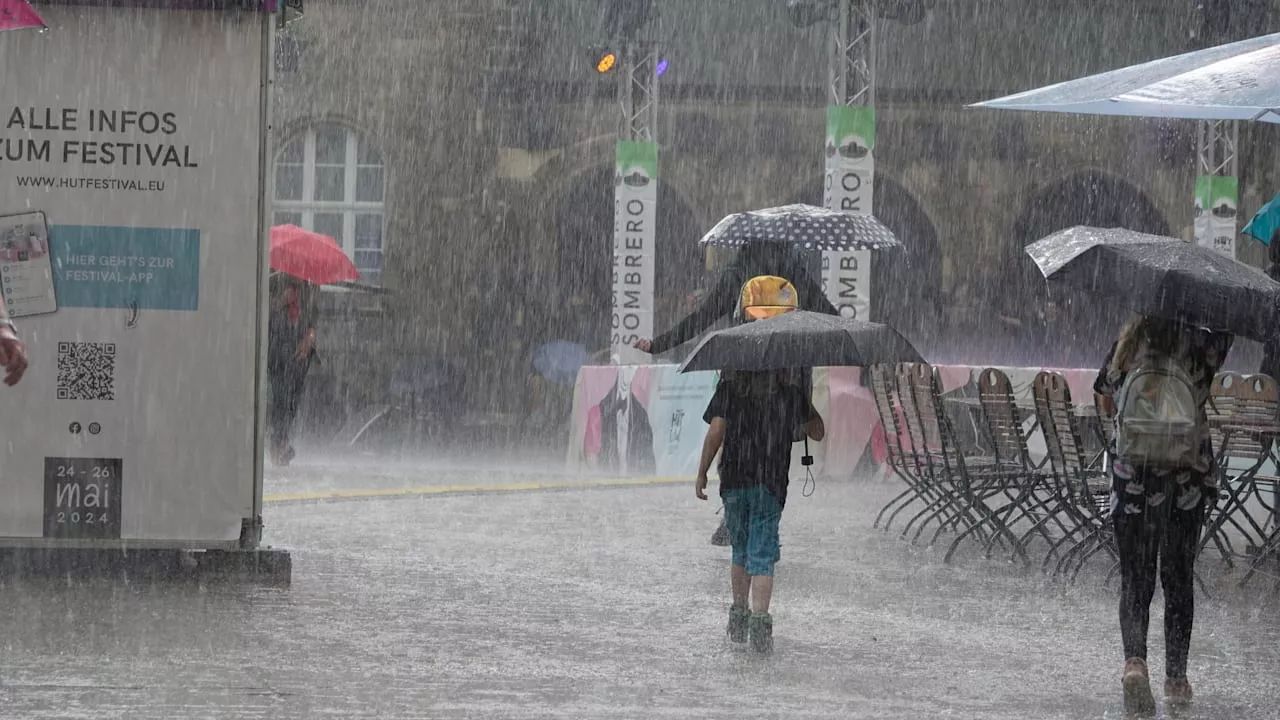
[697,204,902,252]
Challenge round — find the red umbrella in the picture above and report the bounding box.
[0,0,45,32]
[269,224,359,285]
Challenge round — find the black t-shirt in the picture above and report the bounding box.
[703,379,817,508]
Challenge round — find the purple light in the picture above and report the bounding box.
[655,59,669,77]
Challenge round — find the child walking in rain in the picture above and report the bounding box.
[696,365,824,653]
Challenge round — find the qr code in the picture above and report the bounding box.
[56,342,116,400]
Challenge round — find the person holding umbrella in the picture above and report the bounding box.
[685,278,921,653]
[636,241,834,546]
[1024,226,1274,713]
[267,225,359,466]
[644,205,901,544]
[694,276,826,654]
[267,271,319,466]
[1093,315,1231,713]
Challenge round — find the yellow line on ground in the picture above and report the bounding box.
[263,476,689,504]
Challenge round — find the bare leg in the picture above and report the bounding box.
[750,574,773,614]
[731,563,750,608]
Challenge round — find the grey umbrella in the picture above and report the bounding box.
[678,311,923,374]
[698,204,901,252]
[1026,226,1280,342]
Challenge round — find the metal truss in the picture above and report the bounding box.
[1197,119,1238,178]
[619,41,659,142]
[829,0,875,108]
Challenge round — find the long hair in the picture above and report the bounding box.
[1110,313,1182,374]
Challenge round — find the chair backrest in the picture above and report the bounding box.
[977,367,1029,467]
[1207,372,1241,452]
[868,364,904,468]
[905,362,966,480]
[1033,371,1090,485]
[1219,373,1280,461]
[893,363,930,481]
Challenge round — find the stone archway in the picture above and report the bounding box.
[1000,170,1171,367]
[793,175,943,350]
[549,166,703,351]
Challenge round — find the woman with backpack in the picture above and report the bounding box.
[1093,314,1232,714]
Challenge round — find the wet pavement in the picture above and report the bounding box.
[1,461,1278,719]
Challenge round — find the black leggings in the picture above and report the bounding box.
[268,356,311,448]
[1111,466,1207,679]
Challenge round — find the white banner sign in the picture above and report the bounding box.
[0,6,269,545]
[823,106,874,320]
[611,141,658,365]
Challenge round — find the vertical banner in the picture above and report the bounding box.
[0,6,267,544]
[823,105,874,319]
[611,140,658,364]
[1194,175,1238,259]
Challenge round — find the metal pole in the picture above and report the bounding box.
[620,41,658,143]
[822,0,876,320]
[245,7,276,550]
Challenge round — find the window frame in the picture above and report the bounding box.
[273,124,386,288]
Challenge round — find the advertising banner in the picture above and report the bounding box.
[647,369,718,477]
[0,6,269,545]
[611,141,657,365]
[1194,175,1238,259]
[823,105,874,320]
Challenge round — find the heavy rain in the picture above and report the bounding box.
[1,0,1279,718]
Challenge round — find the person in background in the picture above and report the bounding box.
[633,240,835,356]
[636,244,833,546]
[1093,314,1232,714]
[1258,232,1280,383]
[0,295,27,386]
[696,368,824,654]
[267,272,318,467]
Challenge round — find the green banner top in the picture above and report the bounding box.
[1195,175,1238,209]
[826,106,876,151]
[616,141,659,181]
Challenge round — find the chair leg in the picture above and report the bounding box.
[1103,558,1121,589]
[1042,523,1081,574]
[1056,529,1097,579]
[1070,539,1111,583]
[873,486,915,530]
[884,487,929,534]
[902,490,948,542]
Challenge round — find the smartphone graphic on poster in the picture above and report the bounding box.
[0,210,57,318]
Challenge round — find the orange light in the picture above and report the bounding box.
[596,52,617,73]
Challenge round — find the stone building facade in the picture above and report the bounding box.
[272,0,1280,438]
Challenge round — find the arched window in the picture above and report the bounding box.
[273,124,385,286]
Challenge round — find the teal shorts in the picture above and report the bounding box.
[722,485,782,576]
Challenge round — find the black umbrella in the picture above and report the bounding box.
[698,203,901,252]
[1026,226,1280,342]
[678,311,924,373]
